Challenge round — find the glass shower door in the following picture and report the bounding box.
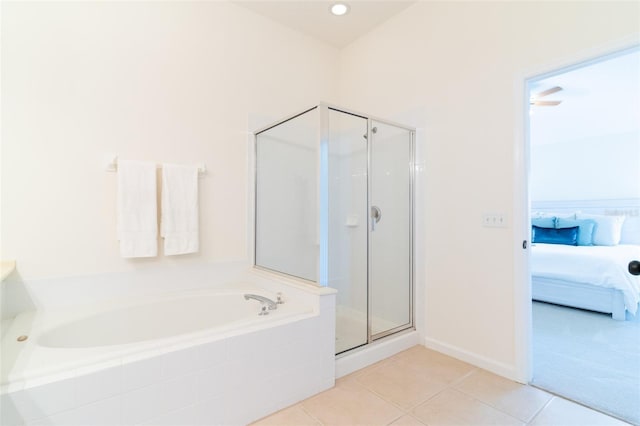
[369,120,413,338]
[327,108,369,354]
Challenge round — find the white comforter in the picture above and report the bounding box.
[531,243,640,314]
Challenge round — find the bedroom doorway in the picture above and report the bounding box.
[525,46,640,425]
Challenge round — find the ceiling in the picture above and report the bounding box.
[530,50,640,145]
[233,1,639,145]
[233,1,417,48]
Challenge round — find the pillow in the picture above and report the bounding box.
[620,216,640,245]
[575,213,625,246]
[532,217,555,228]
[556,218,596,246]
[532,225,578,246]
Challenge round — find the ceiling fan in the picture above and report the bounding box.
[530,86,563,106]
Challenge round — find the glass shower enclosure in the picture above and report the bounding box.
[254,104,414,355]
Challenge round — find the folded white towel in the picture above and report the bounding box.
[117,160,158,258]
[161,164,199,255]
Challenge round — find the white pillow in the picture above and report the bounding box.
[575,213,625,246]
[620,216,640,245]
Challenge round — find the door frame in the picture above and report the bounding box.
[367,118,416,342]
[513,36,640,383]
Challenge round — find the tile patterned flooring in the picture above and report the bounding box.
[252,345,630,426]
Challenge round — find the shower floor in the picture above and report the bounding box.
[336,306,367,354]
[335,306,404,354]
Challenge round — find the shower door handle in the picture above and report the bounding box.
[371,206,381,231]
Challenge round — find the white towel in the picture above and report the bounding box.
[117,160,158,258]
[161,164,199,255]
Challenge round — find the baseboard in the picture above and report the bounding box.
[423,336,521,382]
[335,330,420,378]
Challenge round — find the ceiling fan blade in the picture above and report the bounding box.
[535,86,563,98]
[531,100,562,106]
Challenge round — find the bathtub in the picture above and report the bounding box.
[1,279,336,425]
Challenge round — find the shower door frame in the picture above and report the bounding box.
[320,102,417,349]
[252,102,416,348]
[364,113,416,343]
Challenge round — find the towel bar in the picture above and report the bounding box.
[104,155,206,175]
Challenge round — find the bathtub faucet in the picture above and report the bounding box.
[244,294,278,313]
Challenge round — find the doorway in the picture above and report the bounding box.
[524,47,640,424]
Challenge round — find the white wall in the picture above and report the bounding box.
[337,1,639,378]
[531,131,640,201]
[1,1,338,280]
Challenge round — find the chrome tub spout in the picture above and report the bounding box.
[244,294,278,311]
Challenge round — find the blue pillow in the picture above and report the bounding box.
[532,217,556,228]
[556,218,596,246]
[532,225,578,246]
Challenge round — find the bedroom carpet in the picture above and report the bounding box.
[532,301,640,425]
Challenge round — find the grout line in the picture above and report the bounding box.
[351,360,447,414]
[526,395,555,425]
[447,366,479,388]
[298,403,325,426]
[398,412,429,425]
[385,411,407,425]
[451,386,534,425]
[451,370,554,424]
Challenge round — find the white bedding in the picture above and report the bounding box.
[531,243,640,315]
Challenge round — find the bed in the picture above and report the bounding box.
[531,243,640,320]
[530,198,640,320]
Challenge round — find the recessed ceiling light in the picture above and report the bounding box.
[330,3,350,16]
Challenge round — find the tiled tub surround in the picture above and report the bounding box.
[1,268,336,425]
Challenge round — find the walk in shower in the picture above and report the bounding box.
[254,104,415,355]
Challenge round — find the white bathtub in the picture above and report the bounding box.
[39,289,311,348]
[1,280,336,426]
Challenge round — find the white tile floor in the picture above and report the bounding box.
[253,345,631,426]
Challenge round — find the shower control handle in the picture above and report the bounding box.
[371,206,381,231]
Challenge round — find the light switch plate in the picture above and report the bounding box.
[482,213,507,228]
